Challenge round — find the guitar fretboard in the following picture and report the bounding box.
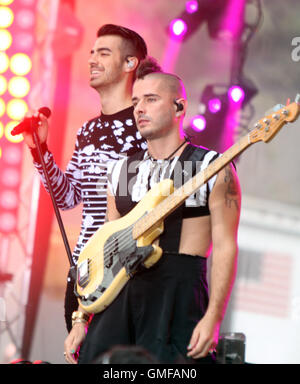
[132,134,251,239]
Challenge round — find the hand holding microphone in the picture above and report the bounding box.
[13,107,51,149]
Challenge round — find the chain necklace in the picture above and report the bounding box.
[143,137,189,184]
[145,136,188,162]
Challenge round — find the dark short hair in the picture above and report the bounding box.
[136,56,163,79]
[135,58,186,99]
[97,24,147,62]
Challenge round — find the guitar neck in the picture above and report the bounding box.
[132,134,251,240]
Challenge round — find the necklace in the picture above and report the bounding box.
[142,137,189,184]
[146,136,189,162]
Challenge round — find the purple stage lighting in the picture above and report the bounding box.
[186,0,198,14]
[169,19,187,38]
[191,115,206,131]
[208,98,222,113]
[228,85,245,103]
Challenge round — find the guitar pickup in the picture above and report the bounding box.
[77,259,90,288]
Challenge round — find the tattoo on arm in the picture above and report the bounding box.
[224,166,240,210]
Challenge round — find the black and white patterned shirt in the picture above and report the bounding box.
[108,145,219,215]
[32,106,147,265]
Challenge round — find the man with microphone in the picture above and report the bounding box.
[21,24,153,334]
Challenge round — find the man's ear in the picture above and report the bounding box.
[124,56,139,73]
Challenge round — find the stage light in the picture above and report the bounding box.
[201,84,228,116]
[0,29,12,50]
[0,0,14,5]
[5,121,24,143]
[0,52,9,73]
[0,212,17,232]
[0,0,35,235]
[20,0,36,5]
[1,168,20,187]
[228,85,245,103]
[6,98,28,120]
[0,75,7,95]
[8,77,30,98]
[0,6,14,28]
[0,190,18,210]
[15,9,34,29]
[208,98,222,113]
[168,0,230,42]
[10,53,32,76]
[186,1,198,14]
[191,115,206,131]
[0,97,5,116]
[14,32,34,51]
[2,143,22,164]
[169,19,187,38]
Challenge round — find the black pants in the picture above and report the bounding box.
[78,252,213,364]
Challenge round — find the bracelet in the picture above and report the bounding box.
[72,318,88,327]
[71,311,90,328]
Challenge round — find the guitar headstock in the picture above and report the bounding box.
[249,101,300,143]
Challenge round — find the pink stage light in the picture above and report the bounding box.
[0,212,17,232]
[1,168,20,187]
[228,85,245,103]
[186,1,198,14]
[208,98,222,113]
[2,145,22,164]
[0,190,18,210]
[169,19,187,38]
[191,115,206,131]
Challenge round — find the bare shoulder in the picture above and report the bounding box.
[209,163,241,213]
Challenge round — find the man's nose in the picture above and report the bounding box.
[88,53,97,66]
[135,100,146,114]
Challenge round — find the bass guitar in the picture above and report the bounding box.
[75,100,300,313]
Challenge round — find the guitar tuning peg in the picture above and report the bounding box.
[295,94,300,104]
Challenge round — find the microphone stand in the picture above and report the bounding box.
[30,120,77,282]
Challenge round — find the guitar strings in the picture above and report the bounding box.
[80,176,196,277]
[89,142,191,269]
[82,182,182,277]
[83,223,138,277]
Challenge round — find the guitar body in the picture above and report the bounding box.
[76,179,174,313]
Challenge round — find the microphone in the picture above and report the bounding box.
[11,107,51,136]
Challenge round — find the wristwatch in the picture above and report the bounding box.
[71,311,90,327]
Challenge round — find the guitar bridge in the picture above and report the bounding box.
[77,259,90,288]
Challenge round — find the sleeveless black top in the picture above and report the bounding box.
[108,144,220,253]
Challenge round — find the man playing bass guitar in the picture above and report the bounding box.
[64,61,241,364]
